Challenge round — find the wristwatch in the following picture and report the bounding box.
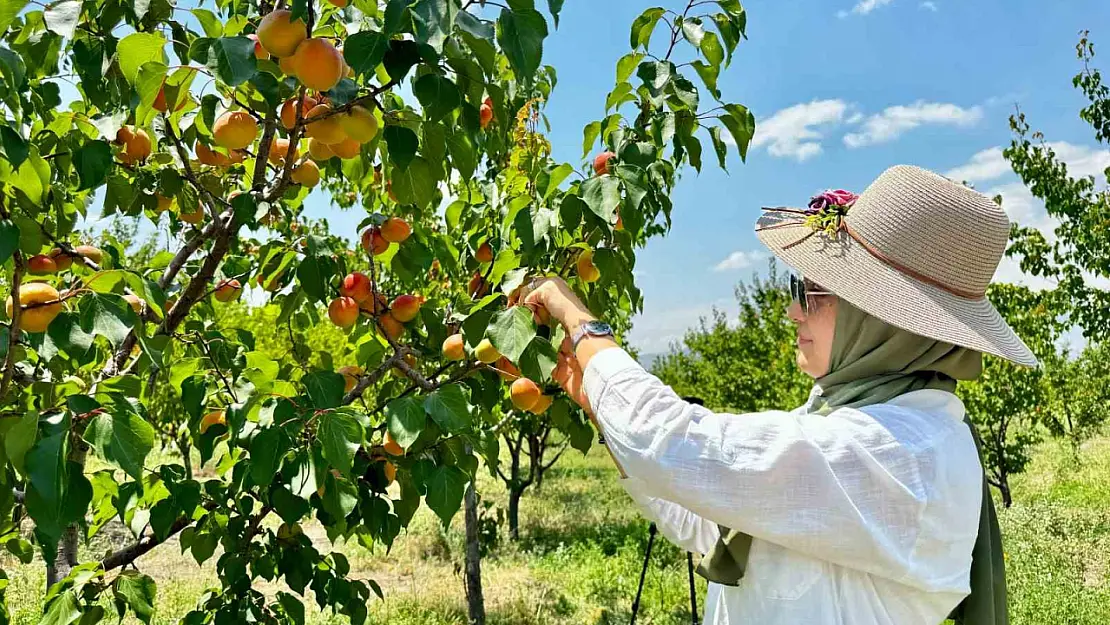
[571,320,614,350]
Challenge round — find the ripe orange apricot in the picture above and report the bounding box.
[475,242,493,264]
[479,102,493,129]
[378,313,404,341]
[382,460,396,485]
[380,217,411,243]
[328,296,360,328]
[339,272,371,302]
[292,38,343,92]
[305,104,346,145]
[291,160,320,187]
[155,194,173,213]
[528,393,553,414]
[278,55,297,76]
[577,249,600,283]
[329,137,360,160]
[383,431,404,456]
[280,95,318,129]
[307,138,335,162]
[153,85,186,113]
[467,272,488,298]
[267,137,300,164]
[49,248,73,271]
[199,410,226,434]
[474,338,500,364]
[359,292,388,316]
[338,105,379,143]
[442,333,466,361]
[360,227,389,256]
[213,111,258,150]
[510,377,542,412]
[257,10,307,58]
[328,0,349,7]
[496,356,521,382]
[389,294,421,322]
[6,283,63,333]
[179,206,204,225]
[27,254,56,275]
[247,33,269,60]
[118,127,152,164]
[123,293,144,315]
[214,279,242,302]
[74,245,103,265]
[195,141,224,167]
[338,365,363,393]
[593,151,616,176]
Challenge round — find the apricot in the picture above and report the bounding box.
[117,127,152,164]
[339,272,371,302]
[247,33,269,60]
[308,138,335,161]
[292,38,343,92]
[528,394,553,415]
[195,141,224,167]
[278,55,297,76]
[113,126,133,146]
[359,292,388,316]
[6,283,63,333]
[360,227,389,256]
[380,217,411,243]
[280,95,318,129]
[389,294,421,322]
[179,206,204,225]
[199,410,226,434]
[27,254,56,275]
[214,279,242,302]
[467,272,488,298]
[577,249,600,283]
[328,296,360,328]
[305,104,346,144]
[382,460,396,485]
[156,194,173,213]
[510,377,542,412]
[338,365,363,393]
[214,111,258,150]
[74,245,103,265]
[291,160,320,187]
[474,338,500,364]
[496,356,520,382]
[479,101,493,129]
[593,151,615,176]
[442,333,466,361]
[338,105,378,143]
[383,431,404,456]
[378,313,405,341]
[475,242,493,264]
[257,271,284,292]
[257,10,307,58]
[328,0,349,6]
[123,293,144,315]
[329,137,360,160]
[267,137,300,165]
[49,248,73,271]
[153,85,186,113]
[615,212,624,231]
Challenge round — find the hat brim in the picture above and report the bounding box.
[755,211,1038,367]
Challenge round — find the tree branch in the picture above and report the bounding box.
[0,247,24,401]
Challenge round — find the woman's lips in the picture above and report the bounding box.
[797,337,812,348]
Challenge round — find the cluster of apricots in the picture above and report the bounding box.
[441,333,553,415]
[8,245,107,333]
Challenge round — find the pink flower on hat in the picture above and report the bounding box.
[808,189,858,212]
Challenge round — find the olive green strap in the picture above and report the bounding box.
[694,526,752,587]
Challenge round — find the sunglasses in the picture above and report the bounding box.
[789,274,834,315]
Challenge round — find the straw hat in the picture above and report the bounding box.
[755,164,1037,366]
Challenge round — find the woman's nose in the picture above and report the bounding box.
[786,299,806,323]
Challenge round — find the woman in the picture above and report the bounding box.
[516,166,1033,624]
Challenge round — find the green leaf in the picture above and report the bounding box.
[251,426,290,485]
[616,52,643,83]
[41,591,82,625]
[446,131,476,180]
[720,103,756,161]
[84,396,155,481]
[637,60,673,101]
[44,0,81,39]
[118,32,167,84]
[0,219,17,266]
[681,19,705,46]
[0,0,28,34]
[79,293,135,349]
[423,384,471,434]
[277,592,305,625]
[519,336,559,384]
[486,306,536,363]
[303,371,345,410]
[386,396,426,449]
[547,0,564,27]
[191,8,224,37]
[296,255,336,303]
[73,141,113,191]
[700,30,724,67]
[136,62,168,108]
[580,174,621,222]
[2,409,35,475]
[11,152,48,205]
[112,572,156,625]
[690,60,721,101]
[496,7,548,81]
[629,7,665,49]
[581,121,601,159]
[384,125,418,170]
[5,537,33,563]
[456,10,494,39]
[414,73,461,122]
[343,31,389,75]
[424,465,468,525]
[391,156,437,208]
[410,0,459,53]
[709,126,729,171]
[539,163,573,199]
[206,37,258,87]
[0,124,28,169]
[318,409,364,476]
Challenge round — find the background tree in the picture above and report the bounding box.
[1041,343,1110,460]
[0,1,755,623]
[652,261,811,412]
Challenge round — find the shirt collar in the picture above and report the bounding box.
[800,386,966,421]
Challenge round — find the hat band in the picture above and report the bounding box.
[757,210,984,300]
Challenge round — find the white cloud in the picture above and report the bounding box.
[837,0,894,18]
[844,101,983,148]
[946,142,1110,186]
[920,1,938,11]
[944,147,1010,184]
[712,250,767,272]
[751,99,850,162]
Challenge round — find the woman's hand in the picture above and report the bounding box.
[510,276,595,331]
[553,335,593,419]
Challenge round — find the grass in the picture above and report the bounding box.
[4,434,1110,624]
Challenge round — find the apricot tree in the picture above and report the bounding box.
[0,0,754,622]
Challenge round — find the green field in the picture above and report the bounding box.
[5,434,1109,624]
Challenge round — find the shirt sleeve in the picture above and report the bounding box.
[621,477,721,555]
[583,347,930,584]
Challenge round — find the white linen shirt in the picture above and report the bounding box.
[582,347,983,625]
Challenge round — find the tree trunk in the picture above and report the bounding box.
[998,474,1012,508]
[507,486,522,541]
[463,481,486,625]
[46,434,88,590]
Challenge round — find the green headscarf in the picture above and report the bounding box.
[695,299,1007,625]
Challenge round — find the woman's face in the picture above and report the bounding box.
[788,286,838,378]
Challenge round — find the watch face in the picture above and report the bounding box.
[585,320,612,335]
